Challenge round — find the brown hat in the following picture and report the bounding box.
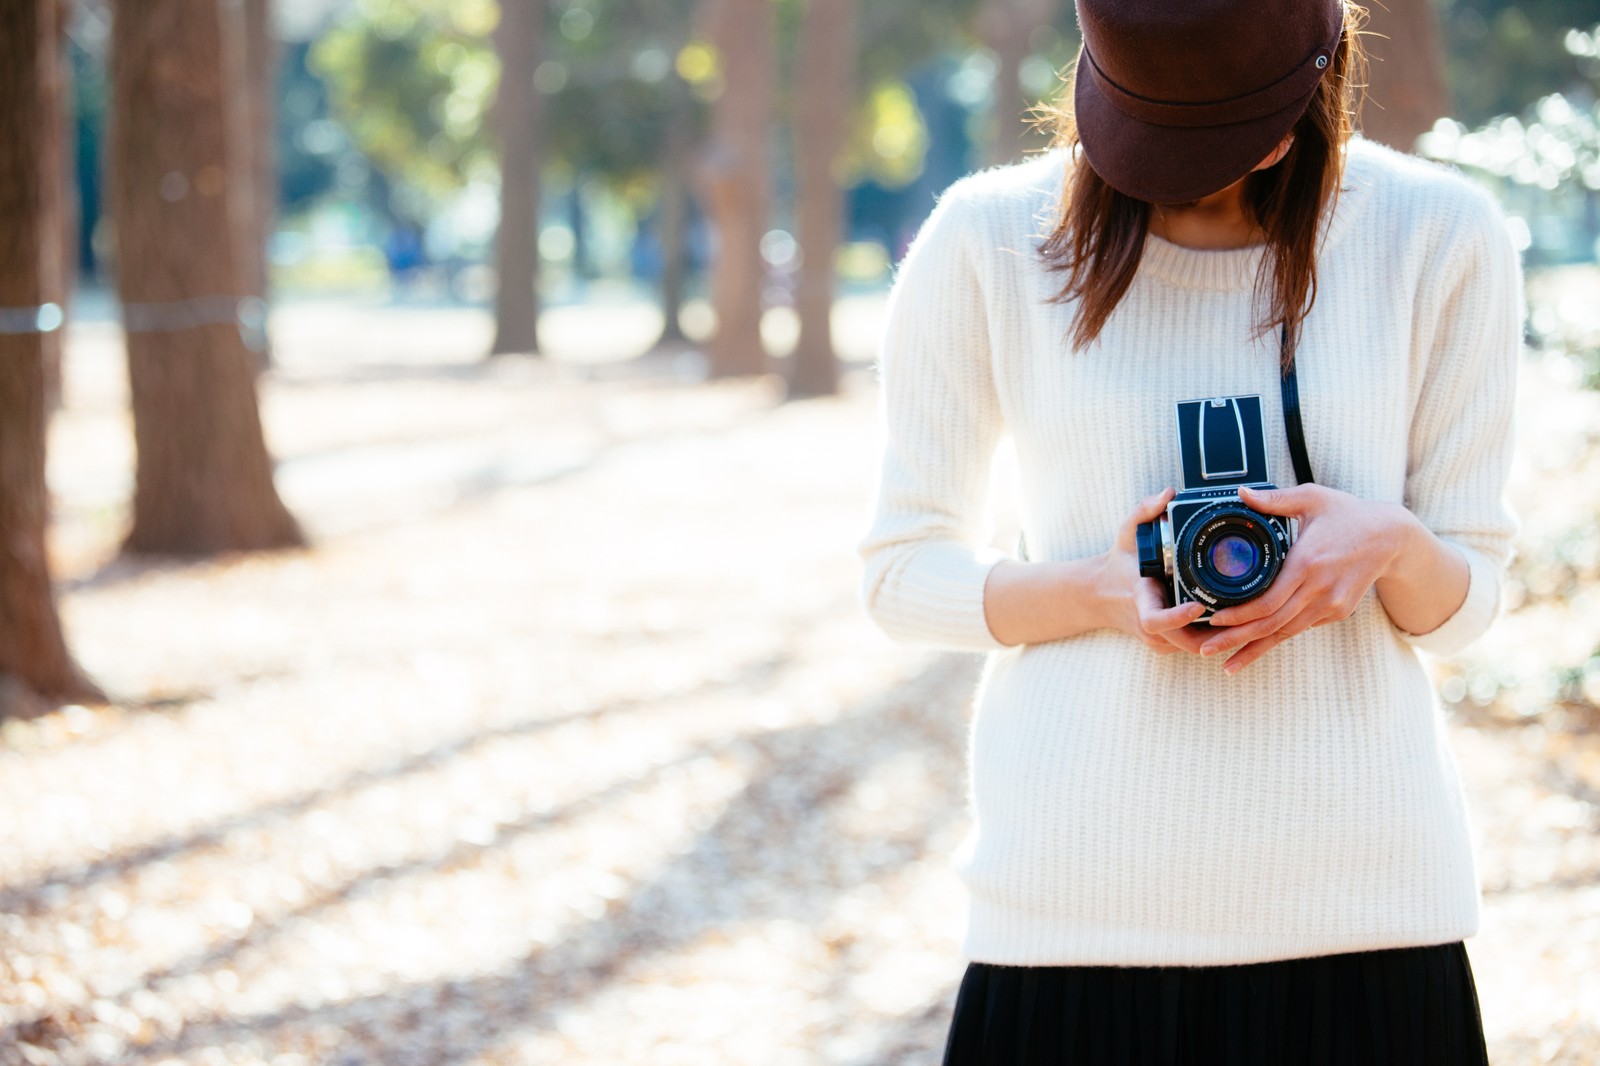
[1072,0,1344,204]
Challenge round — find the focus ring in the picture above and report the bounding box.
[1174,502,1288,608]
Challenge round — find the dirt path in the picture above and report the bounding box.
[1,305,1595,1063]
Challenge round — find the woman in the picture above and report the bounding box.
[856,0,1521,1060]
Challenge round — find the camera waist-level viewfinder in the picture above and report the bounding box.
[1135,394,1295,621]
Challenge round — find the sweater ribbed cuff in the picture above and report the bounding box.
[1396,539,1501,658]
[870,542,1011,652]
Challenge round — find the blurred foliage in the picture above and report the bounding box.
[1421,24,1600,380]
[278,40,343,216]
[310,0,502,216]
[55,0,1600,284]
[1438,0,1600,124]
[536,0,701,210]
[842,81,931,188]
[309,0,716,226]
[306,0,998,229]
[1421,24,1600,195]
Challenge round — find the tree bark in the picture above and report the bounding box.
[1358,0,1449,151]
[241,0,278,372]
[0,0,108,713]
[108,0,305,556]
[698,0,774,378]
[490,0,545,357]
[788,0,856,398]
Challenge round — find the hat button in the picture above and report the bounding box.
[1315,54,1329,69]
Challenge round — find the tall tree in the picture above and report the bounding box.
[788,0,857,397]
[108,0,305,555]
[490,0,546,357]
[0,0,107,713]
[698,0,775,377]
[1358,0,1449,150]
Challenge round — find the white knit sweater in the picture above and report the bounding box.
[857,135,1522,967]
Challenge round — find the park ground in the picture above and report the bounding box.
[1,288,1598,1064]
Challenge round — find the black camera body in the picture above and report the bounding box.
[1135,394,1296,620]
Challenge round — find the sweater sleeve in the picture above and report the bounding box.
[1392,183,1524,658]
[856,179,1011,652]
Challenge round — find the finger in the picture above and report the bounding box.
[1134,582,1207,638]
[1221,607,1321,671]
[1220,631,1290,674]
[1200,586,1319,657]
[1225,604,1325,671]
[1159,622,1212,655]
[1141,597,1207,635]
[1237,483,1319,518]
[1131,580,1208,653]
[1206,567,1307,628]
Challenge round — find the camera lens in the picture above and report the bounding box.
[1173,502,1288,608]
[1208,534,1259,579]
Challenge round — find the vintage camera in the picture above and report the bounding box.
[1135,394,1296,620]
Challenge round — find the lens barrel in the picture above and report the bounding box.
[1173,502,1287,608]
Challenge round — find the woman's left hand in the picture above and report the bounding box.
[1199,483,1415,674]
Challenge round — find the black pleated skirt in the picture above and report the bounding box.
[941,941,1489,1065]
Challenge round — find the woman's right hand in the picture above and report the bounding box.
[1097,488,1210,655]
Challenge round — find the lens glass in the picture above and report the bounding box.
[1208,534,1259,580]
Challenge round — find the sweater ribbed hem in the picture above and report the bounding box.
[959,903,1481,968]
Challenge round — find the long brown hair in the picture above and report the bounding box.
[1029,4,1369,372]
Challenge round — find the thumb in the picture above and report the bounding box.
[1118,487,1175,548]
[1238,483,1317,516]
[1136,486,1176,520]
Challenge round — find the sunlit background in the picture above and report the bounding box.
[0,0,1597,1063]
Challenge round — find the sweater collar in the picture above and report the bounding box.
[1045,136,1375,293]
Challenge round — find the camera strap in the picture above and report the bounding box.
[1018,326,1315,562]
[1279,323,1316,485]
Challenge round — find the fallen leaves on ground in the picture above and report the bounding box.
[1,304,1596,1064]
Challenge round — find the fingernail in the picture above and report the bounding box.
[1200,644,1220,657]
[1224,662,1241,675]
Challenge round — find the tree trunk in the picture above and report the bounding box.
[241,0,278,372]
[651,92,692,350]
[490,0,545,357]
[108,0,305,556]
[788,0,856,398]
[0,0,108,714]
[698,0,774,378]
[1358,0,1449,151]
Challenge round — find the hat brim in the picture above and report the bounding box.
[1073,57,1318,204]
